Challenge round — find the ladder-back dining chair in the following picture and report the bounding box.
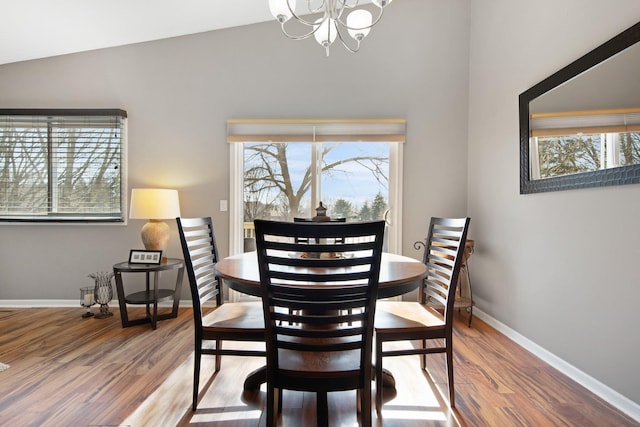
[374,217,470,413]
[254,219,385,427]
[176,217,265,411]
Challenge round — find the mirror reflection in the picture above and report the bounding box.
[519,21,640,193]
[529,42,640,180]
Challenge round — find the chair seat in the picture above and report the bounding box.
[375,301,445,335]
[202,301,264,334]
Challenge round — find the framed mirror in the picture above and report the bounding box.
[520,21,640,194]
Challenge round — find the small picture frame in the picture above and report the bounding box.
[129,249,163,265]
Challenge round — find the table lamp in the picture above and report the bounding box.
[129,188,181,252]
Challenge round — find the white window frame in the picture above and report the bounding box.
[227,119,405,302]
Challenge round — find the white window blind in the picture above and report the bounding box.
[530,108,640,137]
[227,119,406,143]
[0,109,127,222]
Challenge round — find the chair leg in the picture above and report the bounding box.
[317,391,328,427]
[215,339,222,372]
[266,385,277,427]
[193,346,201,411]
[420,339,427,369]
[375,339,383,416]
[446,341,455,408]
[360,386,372,427]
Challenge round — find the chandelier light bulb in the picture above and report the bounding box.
[347,9,372,41]
[314,18,337,48]
[269,0,296,23]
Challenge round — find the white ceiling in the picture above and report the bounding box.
[1,0,275,65]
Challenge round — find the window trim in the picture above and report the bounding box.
[227,118,405,254]
[228,119,405,303]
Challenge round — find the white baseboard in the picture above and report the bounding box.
[473,308,640,423]
[1,300,637,422]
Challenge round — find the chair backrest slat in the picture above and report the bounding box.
[177,217,223,328]
[254,219,385,377]
[420,217,470,323]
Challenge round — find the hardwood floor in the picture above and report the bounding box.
[0,307,636,426]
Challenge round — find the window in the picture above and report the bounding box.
[243,141,391,219]
[0,109,127,222]
[228,119,405,256]
[529,108,640,179]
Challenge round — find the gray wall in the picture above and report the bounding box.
[0,0,470,298]
[467,0,640,408]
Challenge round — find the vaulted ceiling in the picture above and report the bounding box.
[1,0,274,65]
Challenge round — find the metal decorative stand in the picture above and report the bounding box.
[89,271,114,319]
[79,286,95,318]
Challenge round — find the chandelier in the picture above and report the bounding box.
[268,0,394,56]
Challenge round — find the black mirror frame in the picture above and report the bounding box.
[519,21,640,194]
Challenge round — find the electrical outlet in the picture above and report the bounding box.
[220,200,228,212]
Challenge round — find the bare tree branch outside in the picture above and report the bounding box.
[536,132,640,179]
[243,142,389,222]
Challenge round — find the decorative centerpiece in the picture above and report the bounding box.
[307,202,338,259]
[89,271,114,319]
[312,201,330,222]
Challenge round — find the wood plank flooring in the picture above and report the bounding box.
[0,307,637,426]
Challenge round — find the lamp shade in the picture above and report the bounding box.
[129,188,181,220]
[129,189,181,252]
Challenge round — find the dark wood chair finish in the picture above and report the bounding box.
[176,217,265,411]
[254,219,386,427]
[292,216,346,244]
[374,217,470,413]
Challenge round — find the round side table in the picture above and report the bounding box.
[112,258,185,330]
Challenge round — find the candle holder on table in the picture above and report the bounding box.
[79,286,95,318]
[89,271,114,319]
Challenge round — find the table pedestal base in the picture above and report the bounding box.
[242,366,396,391]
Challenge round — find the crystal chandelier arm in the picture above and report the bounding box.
[286,0,328,27]
[335,26,362,53]
[278,0,339,41]
[279,20,323,41]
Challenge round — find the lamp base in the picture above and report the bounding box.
[141,220,170,252]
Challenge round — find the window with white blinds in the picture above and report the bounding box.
[0,109,127,222]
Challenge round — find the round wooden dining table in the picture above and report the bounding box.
[214,251,427,391]
[215,251,427,299]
